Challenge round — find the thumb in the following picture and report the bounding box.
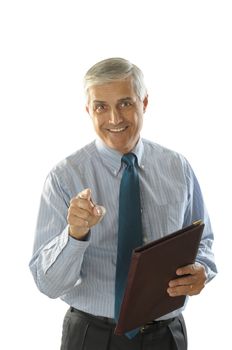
[78,188,92,201]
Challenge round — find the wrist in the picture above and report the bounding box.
[68,226,90,241]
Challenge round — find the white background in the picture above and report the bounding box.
[0,1,231,349]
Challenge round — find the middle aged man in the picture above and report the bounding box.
[29,57,217,350]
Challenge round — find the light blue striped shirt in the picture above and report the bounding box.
[29,138,217,320]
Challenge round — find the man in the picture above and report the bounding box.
[29,57,217,350]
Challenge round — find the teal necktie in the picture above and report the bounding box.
[114,153,143,334]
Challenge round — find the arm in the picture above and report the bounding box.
[168,159,217,297]
[29,171,105,299]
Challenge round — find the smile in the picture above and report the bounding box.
[107,127,127,133]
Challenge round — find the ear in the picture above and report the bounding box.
[143,95,148,113]
[85,105,90,115]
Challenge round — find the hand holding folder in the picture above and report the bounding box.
[114,221,204,335]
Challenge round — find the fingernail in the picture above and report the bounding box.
[79,192,87,199]
[80,188,91,199]
[95,206,102,216]
[167,289,176,297]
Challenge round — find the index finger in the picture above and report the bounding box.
[176,264,196,276]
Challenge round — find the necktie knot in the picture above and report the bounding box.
[122,153,137,167]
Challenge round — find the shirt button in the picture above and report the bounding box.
[143,236,148,243]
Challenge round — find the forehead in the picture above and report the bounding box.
[88,78,136,102]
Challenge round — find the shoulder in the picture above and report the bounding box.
[141,138,193,181]
[49,141,98,178]
[142,138,186,164]
[42,141,98,198]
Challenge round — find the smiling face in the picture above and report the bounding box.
[86,78,148,154]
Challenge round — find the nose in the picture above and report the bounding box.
[108,108,123,125]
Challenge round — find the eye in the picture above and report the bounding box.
[118,100,133,109]
[94,104,107,113]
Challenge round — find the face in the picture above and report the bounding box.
[86,78,148,154]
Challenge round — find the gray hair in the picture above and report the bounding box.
[84,57,147,101]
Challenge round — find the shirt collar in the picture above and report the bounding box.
[95,137,144,176]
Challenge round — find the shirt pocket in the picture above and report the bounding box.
[143,200,186,243]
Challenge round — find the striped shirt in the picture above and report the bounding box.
[29,138,217,320]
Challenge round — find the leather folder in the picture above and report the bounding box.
[114,220,204,335]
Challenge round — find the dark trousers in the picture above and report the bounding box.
[60,308,187,350]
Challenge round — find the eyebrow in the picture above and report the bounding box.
[92,97,134,104]
[93,100,106,103]
[118,97,134,102]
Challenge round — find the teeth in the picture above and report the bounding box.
[109,127,126,133]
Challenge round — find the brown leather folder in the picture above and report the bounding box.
[114,221,204,335]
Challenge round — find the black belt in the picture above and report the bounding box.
[70,307,175,333]
[140,318,175,333]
